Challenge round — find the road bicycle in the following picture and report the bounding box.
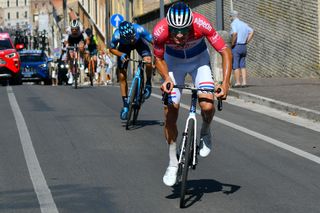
[165,84,222,208]
[125,59,150,130]
[67,45,81,89]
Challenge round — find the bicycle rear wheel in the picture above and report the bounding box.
[126,79,138,130]
[180,119,194,208]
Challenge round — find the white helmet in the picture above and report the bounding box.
[166,2,193,29]
[70,19,80,30]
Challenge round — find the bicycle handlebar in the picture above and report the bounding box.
[164,83,223,111]
[128,58,152,64]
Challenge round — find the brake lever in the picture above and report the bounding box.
[216,88,223,111]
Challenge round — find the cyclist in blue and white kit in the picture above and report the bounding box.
[109,21,153,120]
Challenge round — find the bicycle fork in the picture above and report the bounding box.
[178,115,198,168]
[178,91,199,169]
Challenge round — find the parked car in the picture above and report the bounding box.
[0,32,22,85]
[19,50,53,85]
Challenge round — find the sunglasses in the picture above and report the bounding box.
[169,26,191,35]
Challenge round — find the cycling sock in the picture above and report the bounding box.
[146,79,151,86]
[200,121,211,136]
[169,142,178,167]
[122,96,128,107]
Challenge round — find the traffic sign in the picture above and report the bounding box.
[110,14,124,28]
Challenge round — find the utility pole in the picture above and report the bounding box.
[126,0,130,21]
[160,0,164,19]
[230,0,234,12]
[216,0,224,30]
[105,0,109,45]
[63,0,67,32]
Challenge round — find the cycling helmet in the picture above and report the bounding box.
[119,21,136,43]
[70,19,80,30]
[85,28,92,36]
[166,2,193,29]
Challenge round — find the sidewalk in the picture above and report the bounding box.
[228,77,320,122]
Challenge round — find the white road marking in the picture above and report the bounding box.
[226,96,320,133]
[7,87,59,213]
[151,93,320,165]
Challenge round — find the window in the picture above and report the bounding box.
[16,0,18,6]
[16,12,19,19]
[7,0,9,7]
[25,0,27,5]
[8,12,10,20]
[25,11,27,18]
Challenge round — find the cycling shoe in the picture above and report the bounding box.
[143,84,152,99]
[163,166,178,186]
[120,107,129,120]
[199,130,212,157]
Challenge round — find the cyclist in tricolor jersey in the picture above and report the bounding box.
[153,2,232,186]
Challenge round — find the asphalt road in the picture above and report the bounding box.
[0,84,319,213]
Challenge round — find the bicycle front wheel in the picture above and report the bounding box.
[132,83,144,124]
[89,65,94,86]
[126,79,138,130]
[74,67,78,89]
[180,119,194,208]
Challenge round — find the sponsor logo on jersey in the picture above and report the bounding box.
[154,25,165,39]
[136,26,144,33]
[194,17,212,32]
[208,34,219,44]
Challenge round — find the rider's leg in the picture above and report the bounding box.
[194,65,215,157]
[163,103,180,186]
[142,56,153,99]
[142,56,152,84]
[162,72,182,186]
[119,67,129,120]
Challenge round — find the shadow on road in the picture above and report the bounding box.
[166,179,241,208]
[123,120,164,130]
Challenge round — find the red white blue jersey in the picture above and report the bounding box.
[152,12,227,59]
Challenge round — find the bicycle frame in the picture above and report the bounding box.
[178,90,198,167]
[127,60,145,109]
[125,59,149,129]
[175,85,222,167]
[67,45,81,88]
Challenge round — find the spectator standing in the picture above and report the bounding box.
[230,11,254,87]
[104,50,114,85]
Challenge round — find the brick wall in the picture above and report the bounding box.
[225,0,320,78]
[135,0,320,79]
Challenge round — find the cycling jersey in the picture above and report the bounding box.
[152,12,226,59]
[109,23,153,48]
[110,23,153,69]
[87,35,98,55]
[67,33,84,47]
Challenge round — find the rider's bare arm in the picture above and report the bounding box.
[155,57,174,93]
[218,47,232,99]
[109,48,125,58]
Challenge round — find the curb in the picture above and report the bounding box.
[228,89,320,122]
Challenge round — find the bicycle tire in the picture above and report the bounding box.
[126,79,138,130]
[132,81,144,124]
[74,67,78,89]
[89,65,94,86]
[180,119,194,208]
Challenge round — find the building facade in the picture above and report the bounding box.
[0,0,30,29]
